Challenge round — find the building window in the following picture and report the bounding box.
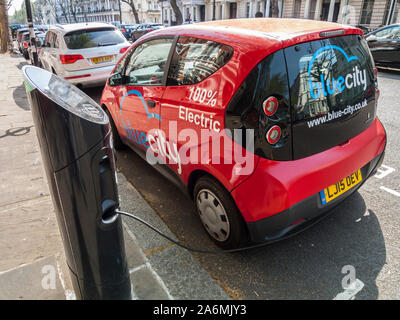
[383,0,392,24]
[246,2,250,18]
[359,0,375,25]
[383,0,400,24]
[293,0,302,18]
[309,0,317,19]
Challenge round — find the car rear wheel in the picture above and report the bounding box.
[105,109,125,151]
[194,175,248,249]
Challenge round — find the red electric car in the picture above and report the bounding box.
[100,19,386,249]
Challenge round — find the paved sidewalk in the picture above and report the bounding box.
[0,52,229,300]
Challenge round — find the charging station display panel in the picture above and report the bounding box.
[23,66,108,124]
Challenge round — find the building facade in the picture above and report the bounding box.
[281,0,400,28]
[37,0,399,29]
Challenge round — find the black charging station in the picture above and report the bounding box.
[22,66,131,300]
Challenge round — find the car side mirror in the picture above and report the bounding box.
[366,35,377,42]
[108,73,127,86]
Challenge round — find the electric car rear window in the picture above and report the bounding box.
[64,28,126,49]
[284,35,377,159]
[285,35,374,121]
[167,36,233,85]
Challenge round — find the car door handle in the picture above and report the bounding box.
[147,100,156,108]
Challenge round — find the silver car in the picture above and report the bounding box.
[39,23,131,88]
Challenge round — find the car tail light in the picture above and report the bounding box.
[262,96,278,116]
[266,125,282,145]
[23,41,28,48]
[148,29,154,32]
[119,46,130,54]
[60,54,84,64]
[122,29,126,33]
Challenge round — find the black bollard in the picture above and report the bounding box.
[22,66,131,300]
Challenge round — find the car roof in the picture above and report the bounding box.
[50,22,116,33]
[146,18,362,50]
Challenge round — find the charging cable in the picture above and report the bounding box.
[116,209,331,254]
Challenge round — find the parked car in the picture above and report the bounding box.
[365,24,400,69]
[28,32,46,65]
[21,31,45,60]
[349,24,370,35]
[16,27,37,52]
[119,24,137,39]
[10,24,24,40]
[38,23,131,88]
[101,19,386,249]
[130,24,163,41]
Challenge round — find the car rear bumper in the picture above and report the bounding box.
[231,117,386,242]
[246,151,384,242]
[60,64,115,87]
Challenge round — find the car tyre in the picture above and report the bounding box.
[105,109,125,151]
[194,175,249,249]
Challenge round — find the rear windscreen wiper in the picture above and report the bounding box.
[98,43,117,47]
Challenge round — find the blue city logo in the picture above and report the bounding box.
[119,89,161,121]
[119,90,162,149]
[308,45,367,99]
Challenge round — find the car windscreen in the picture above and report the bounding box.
[64,28,126,49]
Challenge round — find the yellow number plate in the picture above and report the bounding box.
[320,170,362,205]
[91,55,113,64]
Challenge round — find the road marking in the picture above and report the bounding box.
[334,279,364,300]
[375,165,395,179]
[380,186,400,197]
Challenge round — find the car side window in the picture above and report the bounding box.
[123,38,173,86]
[167,36,233,86]
[47,32,54,47]
[375,26,400,40]
[52,34,59,48]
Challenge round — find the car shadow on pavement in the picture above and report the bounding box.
[116,147,386,300]
[12,83,30,111]
[16,61,28,70]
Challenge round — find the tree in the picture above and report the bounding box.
[78,0,89,23]
[169,0,182,25]
[0,0,11,53]
[32,2,44,24]
[57,0,70,23]
[67,0,78,23]
[43,0,60,24]
[121,0,140,24]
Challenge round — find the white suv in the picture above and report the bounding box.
[39,23,130,88]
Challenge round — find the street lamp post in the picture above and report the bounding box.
[24,0,38,66]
